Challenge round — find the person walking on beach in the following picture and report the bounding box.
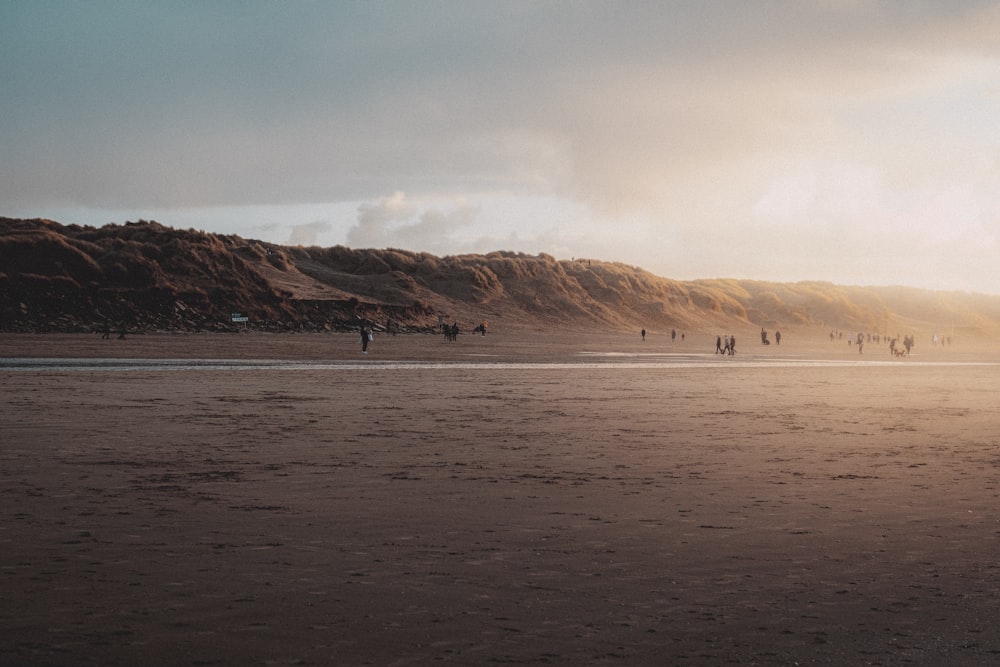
[728,335,736,356]
[716,335,723,354]
[641,328,646,341]
[775,330,781,345]
[360,325,371,354]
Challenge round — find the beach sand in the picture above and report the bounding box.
[2,331,1000,665]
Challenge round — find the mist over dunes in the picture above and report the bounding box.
[2,217,999,337]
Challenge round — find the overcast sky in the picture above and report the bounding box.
[3,2,1000,293]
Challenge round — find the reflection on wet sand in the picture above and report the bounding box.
[4,354,998,372]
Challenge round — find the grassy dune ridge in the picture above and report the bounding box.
[2,217,998,337]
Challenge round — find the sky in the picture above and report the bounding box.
[3,1,1000,294]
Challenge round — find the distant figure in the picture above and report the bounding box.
[101,321,111,340]
[775,330,781,345]
[716,335,723,354]
[671,329,676,342]
[641,328,646,341]
[681,332,685,342]
[442,322,460,342]
[728,335,736,356]
[117,322,127,340]
[360,325,371,354]
[857,331,864,354]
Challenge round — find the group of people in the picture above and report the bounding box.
[637,330,746,355]
[715,334,736,355]
[832,330,919,356]
[442,322,460,341]
[888,335,915,357]
[99,321,128,340]
[358,319,490,354]
[358,321,941,357]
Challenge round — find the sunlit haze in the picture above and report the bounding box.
[3,2,999,293]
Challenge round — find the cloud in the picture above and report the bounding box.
[5,2,1000,214]
[346,192,479,254]
[286,221,333,247]
[346,192,415,248]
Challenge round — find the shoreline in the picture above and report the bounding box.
[0,329,984,362]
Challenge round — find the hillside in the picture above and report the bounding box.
[2,217,999,337]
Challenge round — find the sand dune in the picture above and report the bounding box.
[4,218,1000,338]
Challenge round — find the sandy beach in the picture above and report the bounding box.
[3,330,1000,665]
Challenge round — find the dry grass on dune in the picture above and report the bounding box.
[3,217,1000,340]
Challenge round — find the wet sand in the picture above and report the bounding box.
[3,331,1000,665]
